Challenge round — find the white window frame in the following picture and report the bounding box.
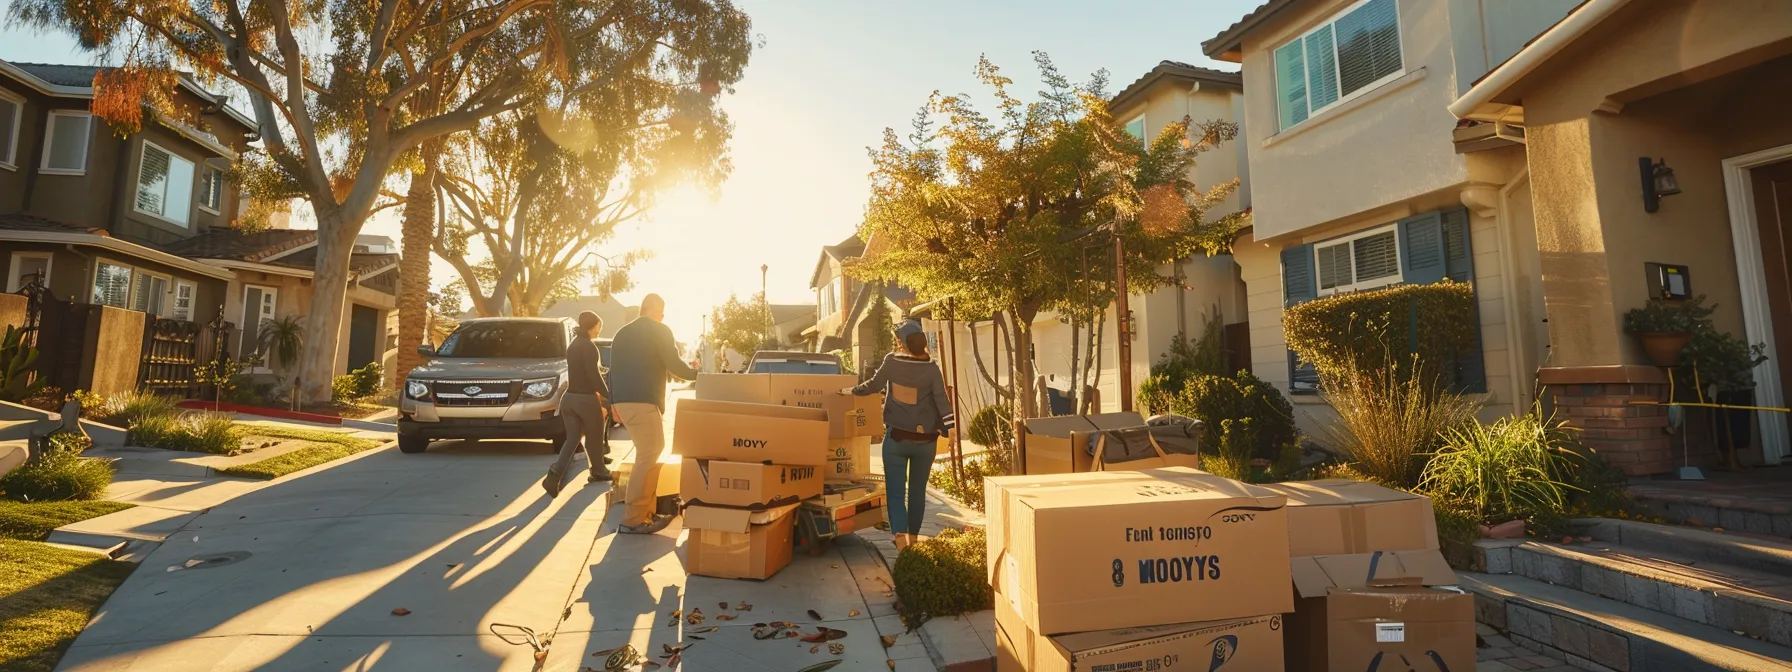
[131,269,172,317]
[242,284,279,373]
[820,276,842,317]
[1275,0,1406,131]
[133,140,197,227]
[172,280,197,322]
[198,164,224,214]
[91,259,135,308]
[6,251,52,293]
[40,110,92,175]
[1124,114,1147,144]
[0,89,23,170]
[1314,223,1403,295]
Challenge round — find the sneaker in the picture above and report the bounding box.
[619,514,673,535]
[542,472,563,498]
[588,468,613,483]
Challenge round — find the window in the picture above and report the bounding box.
[0,91,21,169]
[41,111,91,174]
[820,277,842,316]
[434,321,566,359]
[131,271,170,316]
[1275,0,1403,130]
[198,165,225,213]
[1314,224,1401,294]
[134,141,196,227]
[6,252,51,293]
[93,261,133,308]
[172,281,195,321]
[1124,115,1146,144]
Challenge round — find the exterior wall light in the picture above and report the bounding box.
[1641,157,1682,213]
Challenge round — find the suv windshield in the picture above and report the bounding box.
[749,358,841,375]
[436,322,565,359]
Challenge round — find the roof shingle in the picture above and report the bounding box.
[0,212,105,234]
[156,228,316,261]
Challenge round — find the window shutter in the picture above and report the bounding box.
[0,98,17,163]
[1442,208,1486,393]
[1398,211,1446,285]
[1304,27,1340,110]
[1282,244,1320,392]
[1274,41,1309,130]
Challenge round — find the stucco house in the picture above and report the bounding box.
[806,233,914,374]
[1202,0,1580,434]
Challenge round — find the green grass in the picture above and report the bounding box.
[0,502,135,542]
[217,426,384,480]
[0,539,136,672]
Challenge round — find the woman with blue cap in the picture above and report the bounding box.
[841,318,955,551]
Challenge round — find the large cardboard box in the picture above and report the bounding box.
[985,467,1294,635]
[695,373,882,438]
[680,458,822,509]
[995,590,1285,672]
[683,503,798,580]
[1286,550,1474,672]
[672,398,829,465]
[1017,413,1141,474]
[1259,479,1439,557]
[606,450,682,509]
[825,436,873,480]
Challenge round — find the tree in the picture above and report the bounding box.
[16,0,755,401]
[851,53,1244,418]
[708,292,773,360]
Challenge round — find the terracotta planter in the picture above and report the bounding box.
[1479,519,1526,539]
[1637,331,1691,367]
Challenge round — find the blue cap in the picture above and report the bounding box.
[895,318,925,340]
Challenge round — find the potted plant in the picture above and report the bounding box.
[1623,296,1712,367]
[1682,323,1768,470]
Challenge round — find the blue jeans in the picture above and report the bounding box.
[882,429,936,535]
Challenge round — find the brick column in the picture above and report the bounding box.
[1539,365,1674,476]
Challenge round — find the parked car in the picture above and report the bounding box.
[398,317,611,454]
[745,351,844,375]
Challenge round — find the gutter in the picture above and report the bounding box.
[0,230,235,280]
[1448,0,1633,121]
[200,258,314,278]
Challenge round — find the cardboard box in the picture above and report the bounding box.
[985,467,1293,635]
[995,591,1285,672]
[672,398,829,465]
[683,504,798,580]
[606,450,681,509]
[1017,413,1142,474]
[825,436,873,480]
[695,373,882,438]
[1286,550,1470,671]
[680,458,822,509]
[1259,479,1439,557]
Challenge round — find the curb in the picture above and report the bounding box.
[178,401,345,425]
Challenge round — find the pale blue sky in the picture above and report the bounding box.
[0,0,1262,337]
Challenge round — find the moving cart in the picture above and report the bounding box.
[793,479,886,556]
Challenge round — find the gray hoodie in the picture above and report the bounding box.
[851,353,956,437]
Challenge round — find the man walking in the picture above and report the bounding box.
[610,294,698,534]
[543,311,610,497]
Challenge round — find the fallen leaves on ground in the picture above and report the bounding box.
[880,634,897,649]
[716,613,737,621]
[796,661,843,672]
[809,645,820,654]
[390,608,411,616]
[665,609,682,627]
[807,609,823,621]
[848,610,859,617]
[736,601,753,611]
[688,626,717,635]
[685,608,705,625]
[800,627,848,643]
[828,642,845,655]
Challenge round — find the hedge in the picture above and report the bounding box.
[1283,281,1476,385]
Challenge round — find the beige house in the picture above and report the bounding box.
[1203,0,1580,435]
[1449,0,1792,470]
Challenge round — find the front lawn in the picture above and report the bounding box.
[0,539,135,672]
[0,502,136,542]
[218,425,385,480]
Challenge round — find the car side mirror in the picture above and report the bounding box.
[417,344,435,357]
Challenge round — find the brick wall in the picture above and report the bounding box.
[1551,382,1674,475]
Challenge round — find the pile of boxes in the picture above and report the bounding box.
[670,372,884,580]
[988,468,1474,671]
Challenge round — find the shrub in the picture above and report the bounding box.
[966,404,1014,449]
[892,527,992,626]
[928,453,1007,512]
[131,412,241,454]
[1204,418,1257,481]
[1164,371,1296,461]
[1434,504,1481,570]
[0,435,114,502]
[1137,318,1227,414]
[1623,295,1712,335]
[1420,413,1579,525]
[1284,281,1477,387]
[1320,356,1480,488]
[0,324,46,403]
[332,362,385,402]
[77,389,178,427]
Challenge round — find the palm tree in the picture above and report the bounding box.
[258,315,305,372]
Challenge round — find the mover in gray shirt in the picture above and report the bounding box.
[544,311,610,497]
[845,319,955,550]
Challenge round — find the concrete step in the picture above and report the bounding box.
[1581,518,1792,576]
[1630,483,1792,540]
[1505,539,1792,648]
[1460,572,1792,671]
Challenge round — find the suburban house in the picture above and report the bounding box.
[1447,0,1792,472]
[1202,0,1580,434]
[768,303,817,348]
[0,58,399,396]
[806,233,914,374]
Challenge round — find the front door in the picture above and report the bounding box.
[1752,160,1792,462]
[241,285,277,369]
[347,304,377,373]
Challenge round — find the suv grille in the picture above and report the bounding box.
[432,380,518,407]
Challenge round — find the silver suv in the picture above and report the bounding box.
[398,317,609,454]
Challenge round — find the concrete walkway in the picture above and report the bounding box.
[57,392,918,671]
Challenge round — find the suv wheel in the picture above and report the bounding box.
[398,435,430,454]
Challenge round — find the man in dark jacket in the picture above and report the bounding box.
[543,311,610,497]
[611,294,699,534]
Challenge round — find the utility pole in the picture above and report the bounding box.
[1113,227,1134,412]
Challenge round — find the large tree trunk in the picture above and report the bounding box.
[968,318,1011,399]
[394,144,441,387]
[1008,305,1041,419]
[298,218,360,402]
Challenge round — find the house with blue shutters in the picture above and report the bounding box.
[1202,0,1581,433]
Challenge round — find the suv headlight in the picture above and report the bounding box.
[521,378,558,399]
[405,380,432,400]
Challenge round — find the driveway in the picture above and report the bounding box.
[58,391,924,671]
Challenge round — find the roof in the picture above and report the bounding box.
[0,59,258,132]
[1110,61,1243,112]
[272,247,398,276]
[811,232,866,287]
[157,228,316,262]
[1202,0,1314,62]
[0,212,235,280]
[769,304,816,325]
[0,212,104,235]
[1448,0,1620,122]
[11,62,102,87]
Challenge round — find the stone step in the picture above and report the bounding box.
[1460,572,1792,671]
[1580,517,1792,576]
[1506,539,1792,648]
[1630,483,1792,540]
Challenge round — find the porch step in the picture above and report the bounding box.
[1580,518,1792,576]
[1460,572,1792,671]
[1631,482,1792,540]
[1504,538,1792,648]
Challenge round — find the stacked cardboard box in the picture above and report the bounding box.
[693,372,883,480]
[988,468,1295,671]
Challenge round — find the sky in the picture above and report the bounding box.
[0,0,1262,339]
